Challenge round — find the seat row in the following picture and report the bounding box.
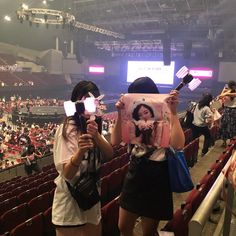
[0,180,56,217]
[0,191,55,235]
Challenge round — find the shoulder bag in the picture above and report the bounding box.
[66,150,100,211]
[166,147,194,193]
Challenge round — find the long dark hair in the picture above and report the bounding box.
[198,93,213,109]
[62,81,101,140]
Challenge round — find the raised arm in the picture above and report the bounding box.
[111,97,124,146]
[167,90,185,150]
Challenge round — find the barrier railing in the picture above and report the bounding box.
[189,156,233,236]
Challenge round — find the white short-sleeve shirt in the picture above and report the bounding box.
[52,122,101,226]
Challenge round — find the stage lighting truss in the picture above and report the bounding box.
[94,40,185,53]
[16,7,125,39]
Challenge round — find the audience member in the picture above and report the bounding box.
[52,81,113,236]
[219,80,236,147]
[192,93,213,156]
[111,77,185,236]
[21,143,41,175]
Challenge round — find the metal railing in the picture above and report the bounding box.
[189,157,233,236]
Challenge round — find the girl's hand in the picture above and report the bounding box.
[115,94,125,110]
[166,90,179,114]
[86,119,99,138]
[78,134,94,154]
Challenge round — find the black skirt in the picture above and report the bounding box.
[120,156,173,220]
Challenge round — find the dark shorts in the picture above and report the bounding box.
[120,157,173,220]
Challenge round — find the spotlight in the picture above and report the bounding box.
[4,15,11,22]
[43,0,47,5]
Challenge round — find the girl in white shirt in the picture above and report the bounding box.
[52,81,113,236]
[192,93,213,156]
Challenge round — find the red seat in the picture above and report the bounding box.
[11,185,29,197]
[107,169,123,201]
[17,187,38,205]
[43,207,55,236]
[10,213,43,236]
[162,203,192,236]
[101,175,109,206]
[28,179,44,189]
[192,138,199,164]
[183,143,194,167]
[0,203,29,234]
[0,196,18,217]
[101,196,120,236]
[37,180,56,195]
[119,153,130,167]
[120,163,129,183]
[199,170,215,193]
[100,162,111,178]
[28,192,51,217]
[0,192,13,203]
[49,188,56,204]
[185,184,207,214]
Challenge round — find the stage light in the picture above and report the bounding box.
[21,3,29,10]
[43,0,47,5]
[4,15,11,22]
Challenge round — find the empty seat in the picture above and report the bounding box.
[0,203,29,234]
[100,162,111,178]
[101,175,109,206]
[11,185,29,197]
[0,192,13,203]
[185,184,207,214]
[28,192,51,217]
[37,180,56,195]
[0,196,18,217]
[10,213,43,236]
[162,203,192,236]
[43,207,55,236]
[17,188,38,205]
[107,169,123,201]
[101,196,120,236]
[109,157,121,173]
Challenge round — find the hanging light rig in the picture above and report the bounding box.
[16,7,125,39]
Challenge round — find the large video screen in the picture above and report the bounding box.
[127,61,175,85]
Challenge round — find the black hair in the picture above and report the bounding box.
[63,81,101,140]
[198,93,213,109]
[132,104,154,121]
[71,80,100,102]
[128,77,159,94]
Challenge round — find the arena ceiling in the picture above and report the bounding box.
[0,0,236,58]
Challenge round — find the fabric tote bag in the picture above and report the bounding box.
[166,148,194,193]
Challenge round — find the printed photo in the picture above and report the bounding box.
[121,93,171,148]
